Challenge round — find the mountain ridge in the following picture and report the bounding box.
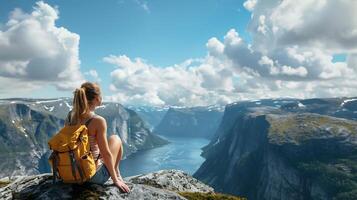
[0,98,168,178]
[194,97,357,200]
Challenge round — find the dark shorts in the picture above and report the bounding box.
[88,164,110,184]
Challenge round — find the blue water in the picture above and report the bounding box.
[120,135,210,177]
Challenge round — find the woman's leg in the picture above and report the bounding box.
[108,134,124,180]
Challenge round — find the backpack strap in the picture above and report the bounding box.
[69,150,78,182]
[49,151,59,184]
[65,110,72,126]
[84,114,96,127]
[95,153,101,162]
[66,110,96,126]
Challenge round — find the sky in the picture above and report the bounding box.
[0,0,356,107]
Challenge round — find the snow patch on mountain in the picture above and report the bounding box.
[341,98,357,107]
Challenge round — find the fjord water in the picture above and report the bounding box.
[120,135,210,177]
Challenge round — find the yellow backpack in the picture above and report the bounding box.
[48,115,97,184]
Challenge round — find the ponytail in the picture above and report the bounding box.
[72,87,89,124]
[70,82,101,125]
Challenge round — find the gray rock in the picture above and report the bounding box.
[0,170,213,200]
[127,169,214,193]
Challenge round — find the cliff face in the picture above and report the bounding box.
[94,104,169,157]
[0,98,168,178]
[0,170,214,200]
[194,98,357,200]
[0,103,63,178]
[154,106,224,139]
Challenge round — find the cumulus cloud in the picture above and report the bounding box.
[84,69,101,83]
[0,76,43,97]
[248,0,357,53]
[347,54,357,72]
[237,0,357,98]
[103,52,239,107]
[104,0,357,106]
[0,1,85,91]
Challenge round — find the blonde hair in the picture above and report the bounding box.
[71,82,101,124]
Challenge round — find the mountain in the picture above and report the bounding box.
[0,98,168,178]
[126,105,169,131]
[92,104,169,157]
[0,97,74,119]
[194,97,357,200]
[0,103,63,178]
[153,105,225,139]
[280,97,357,120]
[0,169,244,200]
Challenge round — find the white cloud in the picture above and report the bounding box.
[0,1,84,91]
[84,69,101,83]
[249,0,357,53]
[279,65,308,77]
[206,37,224,57]
[104,0,357,106]
[104,53,239,107]
[347,54,357,72]
[0,76,43,96]
[104,27,357,106]
[257,15,267,35]
[237,0,357,99]
[243,0,258,12]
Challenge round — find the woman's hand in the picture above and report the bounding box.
[114,179,130,193]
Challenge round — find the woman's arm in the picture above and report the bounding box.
[96,117,130,192]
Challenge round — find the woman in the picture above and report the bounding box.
[65,81,130,193]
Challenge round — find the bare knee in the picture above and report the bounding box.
[108,135,123,160]
[109,135,122,145]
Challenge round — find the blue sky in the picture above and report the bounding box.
[0,0,251,100]
[0,0,356,106]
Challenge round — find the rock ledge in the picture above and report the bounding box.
[0,169,213,200]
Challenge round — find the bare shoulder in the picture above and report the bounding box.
[92,114,106,126]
